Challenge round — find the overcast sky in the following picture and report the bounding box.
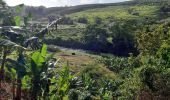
[4,0,128,7]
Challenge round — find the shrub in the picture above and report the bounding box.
[157,40,170,66]
[160,3,170,12]
[2,16,16,26]
[128,8,139,16]
[94,17,102,24]
[136,24,169,56]
[140,66,170,99]
[118,68,142,100]
[77,17,88,24]
[60,16,74,25]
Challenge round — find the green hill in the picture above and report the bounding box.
[22,1,166,23]
[68,4,160,22]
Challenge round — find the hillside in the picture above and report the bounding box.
[69,4,160,22]
[23,1,134,20]
[21,0,167,22]
[43,1,167,56]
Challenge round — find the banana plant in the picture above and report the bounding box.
[50,64,74,100]
[5,44,57,100]
[30,44,55,100]
[6,52,27,100]
[0,39,25,86]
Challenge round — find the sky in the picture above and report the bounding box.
[4,0,128,7]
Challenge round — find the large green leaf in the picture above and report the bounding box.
[31,44,47,74]
[15,4,24,13]
[41,44,47,57]
[27,12,32,18]
[22,75,31,89]
[31,52,45,67]
[15,16,21,26]
[6,58,27,79]
[0,39,26,50]
[24,13,32,26]
[31,52,45,76]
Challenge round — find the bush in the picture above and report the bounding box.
[77,17,88,24]
[94,17,102,24]
[160,3,170,12]
[140,66,170,99]
[138,49,170,99]
[118,68,142,100]
[157,40,170,66]
[60,16,74,25]
[2,16,16,26]
[128,8,139,16]
[136,24,169,56]
[140,67,158,91]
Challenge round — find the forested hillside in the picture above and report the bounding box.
[1,0,170,99]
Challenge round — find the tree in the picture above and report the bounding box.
[60,16,74,25]
[136,24,169,56]
[2,16,16,26]
[83,24,109,52]
[110,21,137,56]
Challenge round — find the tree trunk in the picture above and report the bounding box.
[31,79,39,100]
[15,78,21,100]
[43,79,50,99]
[12,79,16,100]
[0,48,7,88]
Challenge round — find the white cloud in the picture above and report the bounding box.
[80,0,98,4]
[81,0,128,4]
[4,0,127,7]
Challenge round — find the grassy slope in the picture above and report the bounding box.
[69,4,160,22]
[50,27,84,41]
[54,48,116,79]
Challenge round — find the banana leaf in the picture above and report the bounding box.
[0,39,26,50]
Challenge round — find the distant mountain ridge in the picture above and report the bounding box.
[21,1,135,20]
[20,0,168,21]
